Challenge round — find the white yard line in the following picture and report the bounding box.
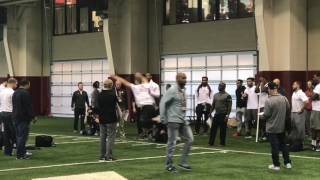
[0,151,223,172]
[28,133,320,161]
[29,133,98,140]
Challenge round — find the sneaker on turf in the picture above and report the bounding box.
[178,164,192,171]
[99,157,106,162]
[316,147,320,152]
[268,164,280,171]
[245,135,252,139]
[285,163,292,169]
[16,155,31,160]
[166,166,178,173]
[26,152,33,156]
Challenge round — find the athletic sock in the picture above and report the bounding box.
[312,140,316,146]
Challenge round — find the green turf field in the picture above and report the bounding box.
[1,117,320,180]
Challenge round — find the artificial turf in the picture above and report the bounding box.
[0,117,320,180]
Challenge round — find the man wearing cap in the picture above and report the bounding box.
[263,82,292,171]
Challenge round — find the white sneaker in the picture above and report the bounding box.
[268,164,280,171]
[285,163,292,169]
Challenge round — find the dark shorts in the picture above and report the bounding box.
[140,105,156,129]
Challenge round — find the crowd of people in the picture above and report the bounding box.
[1,71,320,172]
[0,78,35,160]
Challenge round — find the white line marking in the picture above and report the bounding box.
[29,134,320,161]
[30,133,98,140]
[0,151,223,172]
[55,140,131,145]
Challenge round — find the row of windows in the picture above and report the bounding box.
[164,0,254,25]
[160,51,257,117]
[54,0,107,35]
[51,59,109,116]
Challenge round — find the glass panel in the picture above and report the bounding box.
[51,86,63,96]
[176,0,199,24]
[82,74,92,83]
[222,69,237,80]
[72,63,81,72]
[62,85,72,96]
[192,56,206,67]
[238,54,254,66]
[207,70,221,81]
[239,0,254,17]
[202,0,217,21]
[178,56,191,68]
[92,74,103,83]
[80,7,89,32]
[51,97,63,107]
[219,0,230,20]
[238,69,255,80]
[82,62,92,72]
[66,5,77,33]
[62,63,72,72]
[163,57,177,68]
[83,86,93,94]
[207,55,221,67]
[92,60,103,71]
[72,74,82,84]
[187,98,192,109]
[225,84,237,96]
[192,70,206,81]
[51,75,62,84]
[222,55,237,66]
[184,84,192,96]
[52,63,63,72]
[63,74,72,83]
[164,71,177,81]
[54,6,65,35]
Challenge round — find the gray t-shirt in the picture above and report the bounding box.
[212,92,232,116]
[263,94,290,133]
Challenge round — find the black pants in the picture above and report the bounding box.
[74,108,85,131]
[135,107,143,135]
[15,121,30,158]
[195,103,211,134]
[209,114,227,146]
[0,112,16,155]
[140,105,156,129]
[268,133,291,167]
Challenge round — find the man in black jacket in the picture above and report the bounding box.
[97,79,118,161]
[71,82,90,134]
[12,79,35,160]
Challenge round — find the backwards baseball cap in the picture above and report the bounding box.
[267,82,278,90]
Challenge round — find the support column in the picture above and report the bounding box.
[256,0,308,93]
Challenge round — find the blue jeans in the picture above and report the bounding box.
[165,122,194,168]
[15,121,30,158]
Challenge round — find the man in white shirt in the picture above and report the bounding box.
[310,73,320,151]
[243,77,259,139]
[145,73,160,99]
[0,80,7,150]
[195,76,213,135]
[255,76,269,141]
[0,78,17,156]
[289,81,309,152]
[112,74,157,140]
